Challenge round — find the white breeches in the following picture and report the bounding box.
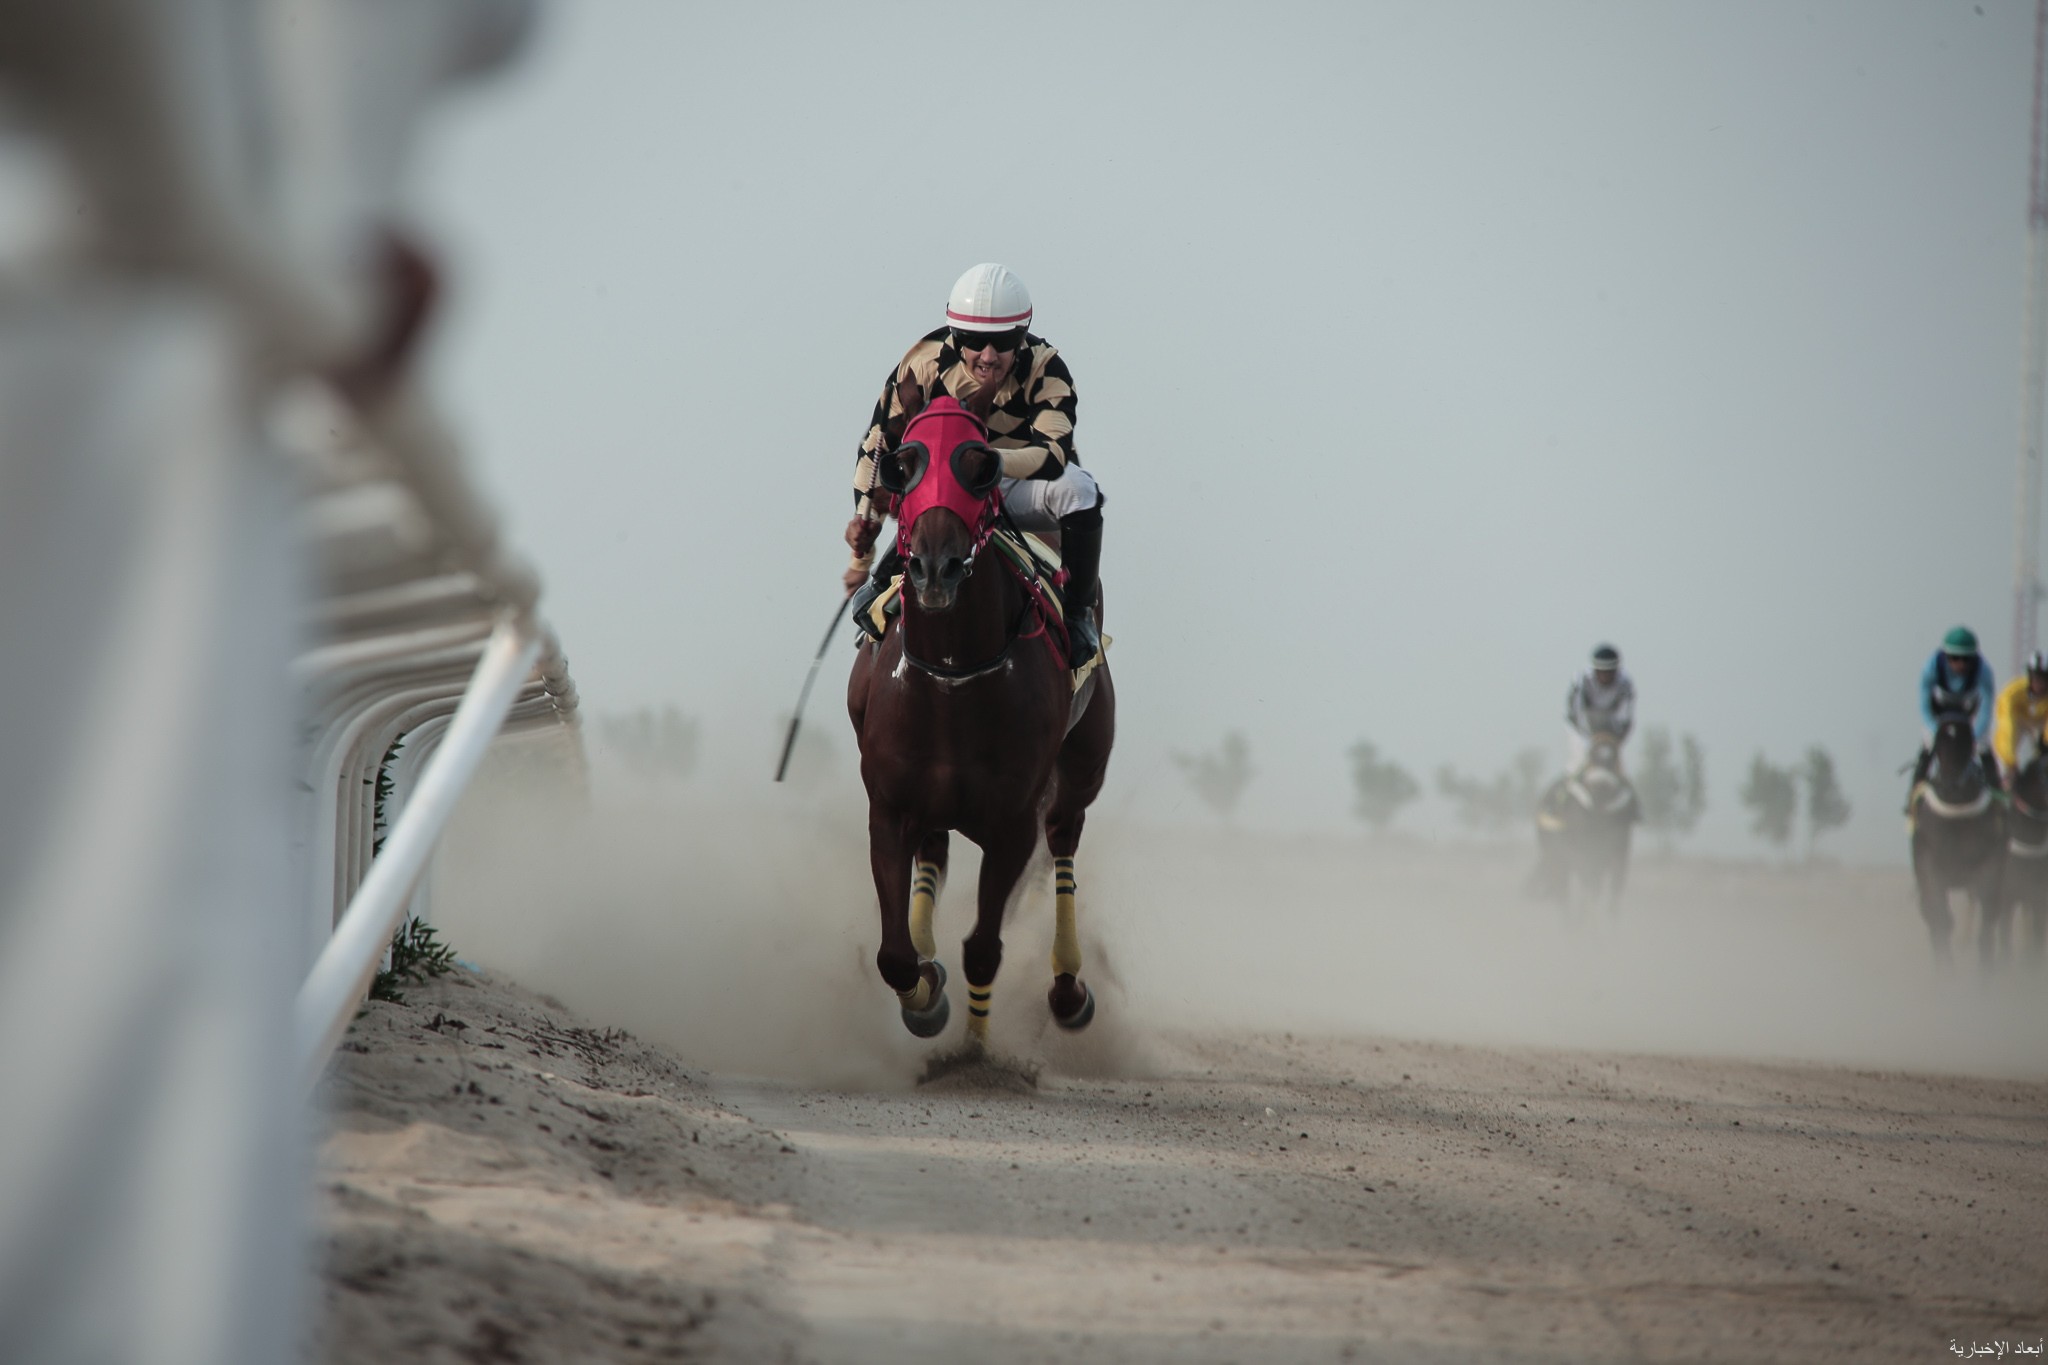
[1000,464,1101,532]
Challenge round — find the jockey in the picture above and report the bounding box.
[1907,625,1999,799]
[1565,643,1635,773]
[843,263,1104,668]
[1992,649,2048,777]
[1990,654,2048,785]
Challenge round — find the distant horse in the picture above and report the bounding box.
[1998,746,2048,965]
[1529,735,1638,918]
[847,397,1115,1045]
[1908,712,2005,964]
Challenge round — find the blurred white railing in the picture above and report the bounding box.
[0,2,572,1362]
[285,380,582,1089]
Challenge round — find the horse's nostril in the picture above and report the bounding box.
[907,556,927,584]
[942,557,966,583]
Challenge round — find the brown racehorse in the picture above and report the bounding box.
[846,397,1115,1045]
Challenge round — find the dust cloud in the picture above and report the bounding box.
[429,743,2048,1089]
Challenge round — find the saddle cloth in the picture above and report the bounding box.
[862,529,1110,690]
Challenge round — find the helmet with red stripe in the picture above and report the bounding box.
[946,263,1033,334]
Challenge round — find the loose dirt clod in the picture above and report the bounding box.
[917,1044,1043,1092]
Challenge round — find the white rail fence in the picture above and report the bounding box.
[0,2,575,1362]
[286,382,582,1088]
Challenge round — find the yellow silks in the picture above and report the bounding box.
[1992,677,2048,770]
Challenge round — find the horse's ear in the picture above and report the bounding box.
[877,441,929,496]
[951,441,1002,498]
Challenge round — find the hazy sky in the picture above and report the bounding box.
[416,1,2036,859]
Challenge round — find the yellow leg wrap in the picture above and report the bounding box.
[1051,857,1082,977]
[910,860,942,960]
[965,982,993,1042]
[897,974,935,1012]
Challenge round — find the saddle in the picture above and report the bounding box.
[862,528,1111,690]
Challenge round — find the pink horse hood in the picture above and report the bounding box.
[895,397,998,533]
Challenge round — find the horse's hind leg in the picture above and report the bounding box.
[962,820,1038,1048]
[1974,857,2011,972]
[911,831,950,963]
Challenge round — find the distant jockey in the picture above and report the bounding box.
[1907,625,2000,801]
[1565,643,1635,773]
[842,263,1104,669]
[1992,649,2048,777]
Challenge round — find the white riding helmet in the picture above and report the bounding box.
[946,263,1033,334]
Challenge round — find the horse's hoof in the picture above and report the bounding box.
[1048,974,1095,1031]
[902,991,951,1038]
[900,960,950,1038]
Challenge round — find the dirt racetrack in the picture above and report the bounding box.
[311,792,2048,1362]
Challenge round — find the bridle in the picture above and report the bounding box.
[879,394,1063,681]
[895,486,1020,681]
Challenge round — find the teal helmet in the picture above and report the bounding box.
[1941,625,1980,658]
[1590,643,1621,669]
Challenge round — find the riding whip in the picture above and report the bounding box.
[774,594,852,782]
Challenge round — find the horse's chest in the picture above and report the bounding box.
[1915,812,2002,876]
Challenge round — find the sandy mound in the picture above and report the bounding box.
[310,969,809,1364]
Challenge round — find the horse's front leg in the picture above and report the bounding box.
[962,819,1039,1048]
[911,830,950,964]
[872,808,949,1037]
[1914,863,1955,963]
[1044,810,1096,1030]
[1607,832,1632,919]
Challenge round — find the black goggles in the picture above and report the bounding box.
[951,328,1024,354]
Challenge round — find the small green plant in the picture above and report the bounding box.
[369,918,458,1003]
[371,737,401,856]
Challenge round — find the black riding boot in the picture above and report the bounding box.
[1057,506,1103,669]
[850,543,902,642]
